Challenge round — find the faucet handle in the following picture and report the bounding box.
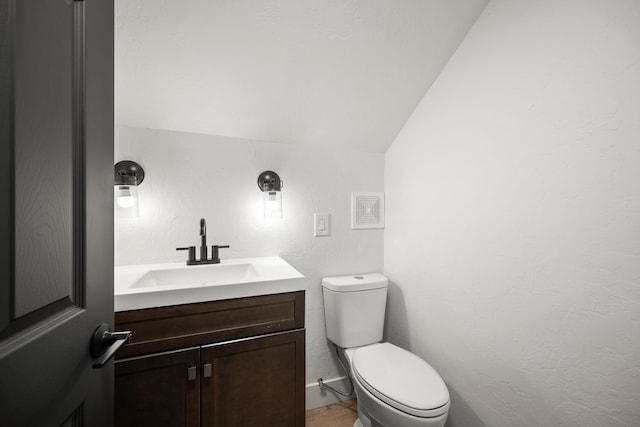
[176,246,196,264]
[211,245,230,264]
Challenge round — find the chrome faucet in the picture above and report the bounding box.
[176,218,230,265]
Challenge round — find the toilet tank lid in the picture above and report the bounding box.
[321,273,388,292]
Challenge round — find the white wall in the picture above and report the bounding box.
[115,126,384,408]
[385,1,640,426]
[116,0,488,153]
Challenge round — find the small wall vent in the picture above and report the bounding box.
[351,192,385,229]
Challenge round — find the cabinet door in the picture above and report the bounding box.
[201,329,305,427]
[115,347,200,427]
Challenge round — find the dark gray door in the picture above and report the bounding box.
[0,0,114,425]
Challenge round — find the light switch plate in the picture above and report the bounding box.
[314,213,330,237]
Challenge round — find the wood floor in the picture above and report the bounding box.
[306,399,358,427]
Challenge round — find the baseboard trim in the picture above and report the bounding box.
[306,376,355,410]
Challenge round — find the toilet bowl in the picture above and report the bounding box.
[345,343,449,427]
[321,274,450,427]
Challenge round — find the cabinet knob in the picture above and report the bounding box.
[187,366,197,381]
[203,363,212,378]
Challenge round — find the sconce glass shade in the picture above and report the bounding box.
[116,186,135,208]
[258,171,283,219]
[263,190,282,219]
[115,160,144,219]
[115,185,139,218]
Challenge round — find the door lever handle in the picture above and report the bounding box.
[90,323,132,368]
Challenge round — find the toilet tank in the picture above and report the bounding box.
[322,274,388,348]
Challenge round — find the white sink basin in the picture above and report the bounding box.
[130,263,259,289]
[115,256,305,311]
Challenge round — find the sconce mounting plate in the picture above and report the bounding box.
[257,170,282,191]
[115,160,145,186]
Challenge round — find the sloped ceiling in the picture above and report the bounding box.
[115,0,487,153]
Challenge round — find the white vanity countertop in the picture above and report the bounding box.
[114,256,305,312]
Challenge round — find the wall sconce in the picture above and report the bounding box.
[115,160,144,218]
[257,170,283,219]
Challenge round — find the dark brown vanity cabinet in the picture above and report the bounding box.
[114,291,305,427]
[114,347,201,427]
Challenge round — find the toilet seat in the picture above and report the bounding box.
[352,343,450,418]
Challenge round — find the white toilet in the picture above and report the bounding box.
[322,273,450,427]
